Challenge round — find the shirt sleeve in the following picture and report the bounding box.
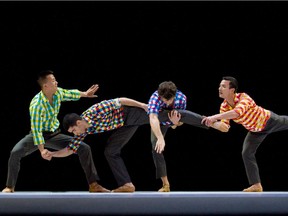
[67,133,88,153]
[147,91,161,115]
[58,87,81,101]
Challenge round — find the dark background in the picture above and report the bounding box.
[1,1,288,192]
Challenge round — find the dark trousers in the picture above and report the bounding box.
[242,111,288,185]
[104,106,153,186]
[5,131,99,189]
[151,109,208,179]
[104,106,208,186]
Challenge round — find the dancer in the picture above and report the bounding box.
[148,81,229,192]
[201,76,288,192]
[2,70,109,193]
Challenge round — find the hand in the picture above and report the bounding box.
[211,121,230,132]
[141,103,148,112]
[41,149,52,161]
[201,116,216,127]
[155,138,165,154]
[168,110,181,125]
[84,84,99,98]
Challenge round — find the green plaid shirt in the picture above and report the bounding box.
[29,87,81,145]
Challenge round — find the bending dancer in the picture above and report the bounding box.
[50,97,151,192]
[148,81,229,192]
[202,76,288,192]
[2,70,109,193]
[50,97,227,192]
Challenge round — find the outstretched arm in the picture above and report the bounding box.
[48,148,74,158]
[119,97,148,112]
[202,110,239,127]
[201,110,238,132]
[37,147,73,161]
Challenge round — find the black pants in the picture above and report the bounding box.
[5,130,99,189]
[242,111,288,185]
[104,106,152,186]
[104,106,208,186]
[151,109,208,179]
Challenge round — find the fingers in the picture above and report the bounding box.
[211,121,230,132]
[201,118,206,124]
[168,110,181,124]
[42,153,52,161]
[88,84,99,92]
[90,84,99,88]
[155,144,164,154]
[41,149,53,161]
[46,155,52,161]
[171,110,178,116]
[93,84,99,90]
[221,123,230,132]
[155,147,163,154]
[86,84,99,97]
[202,117,212,126]
[155,145,159,153]
[201,117,210,126]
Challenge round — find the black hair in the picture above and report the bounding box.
[37,70,54,87]
[222,76,238,93]
[62,113,82,131]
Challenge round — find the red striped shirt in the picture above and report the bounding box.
[220,93,270,132]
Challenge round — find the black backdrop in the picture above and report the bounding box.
[1,1,288,192]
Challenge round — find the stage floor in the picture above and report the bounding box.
[1,191,288,215]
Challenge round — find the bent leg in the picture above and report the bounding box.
[47,133,99,184]
[5,133,37,188]
[76,142,99,184]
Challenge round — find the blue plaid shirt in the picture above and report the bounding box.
[147,90,187,125]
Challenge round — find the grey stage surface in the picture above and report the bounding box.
[1,191,288,215]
